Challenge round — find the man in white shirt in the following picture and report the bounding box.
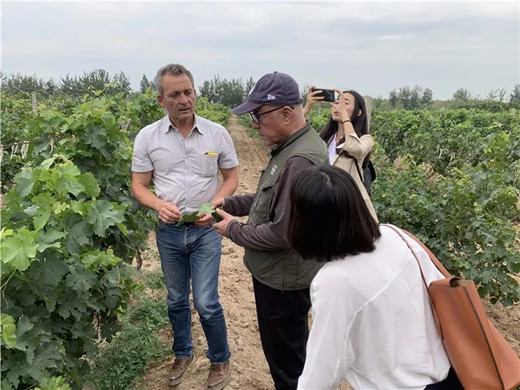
[131,63,238,390]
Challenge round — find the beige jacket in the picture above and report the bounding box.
[332,133,379,223]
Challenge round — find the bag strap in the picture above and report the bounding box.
[383,224,452,278]
[382,224,447,338]
[383,224,433,288]
[368,160,376,181]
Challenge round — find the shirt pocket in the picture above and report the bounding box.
[202,153,218,177]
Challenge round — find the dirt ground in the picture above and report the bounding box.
[139,115,520,390]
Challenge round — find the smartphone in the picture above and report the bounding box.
[311,88,336,102]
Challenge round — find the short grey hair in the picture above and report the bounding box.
[154,64,195,96]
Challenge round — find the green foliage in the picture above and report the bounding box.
[34,376,72,390]
[139,74,156,94]
[1,69,132,100]
[1,314,17,348]
[236,113,250,126]
[195,96,231,127]
[371,107,520,305]
[510,84,520,103]
[17,94,156,264]
[176,203,223,225]
[1,157,138,389]
[199,74,246,108]
[372,108,520,177]
[125,89,164,138]
[306,105,332,131]
[59,69,131,98]
[388,85,433,109]
[452,87,476,101]
[143,269,166,290]
[88,289,170,390]
[0,87,233,388]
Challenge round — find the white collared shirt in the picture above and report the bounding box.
[132,115,238,214]
[298,225,450,390]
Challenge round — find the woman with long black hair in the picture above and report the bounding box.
[304,87,378,222]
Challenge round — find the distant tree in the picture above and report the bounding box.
[409,86,421,109]
[388,89,399,108]
[1,72,47,96]
[44,79,58,95]
[510,84,520,103]
[111,71,131,94]
[199,78,217,102]
[398,86,412,109]
[140,74,155,94]
[387,85,431,109]
[58,69,131,97]
[484,88,506,102]
[59,74,82,96]
[199,75,245,107]
[79,69,111,91]
[421,88,433,106]
[452,87,474,101]
[222,78,245,107]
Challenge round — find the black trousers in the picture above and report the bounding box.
[252,277,311,390]
[425,368,464,389]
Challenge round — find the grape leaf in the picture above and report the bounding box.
[176,211,200,226]
[1,229,38,272]
[1,314,17,348]
[87,200,125,236]
[199,203,223,222]
[198,203,213,215]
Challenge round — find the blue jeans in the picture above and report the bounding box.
[156,222,230,364]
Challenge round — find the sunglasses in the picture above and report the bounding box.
[249,106,294,124]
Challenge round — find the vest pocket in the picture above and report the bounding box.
[250,184,273,223]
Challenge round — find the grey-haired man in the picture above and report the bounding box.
[213,72,328,390]
[132,63,238,389]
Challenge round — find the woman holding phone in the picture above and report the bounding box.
[303,87,378,222]
[289,165,462,390]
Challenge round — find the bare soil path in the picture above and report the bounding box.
[140,115,520,390]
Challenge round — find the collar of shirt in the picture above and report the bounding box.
[161,114,204,135]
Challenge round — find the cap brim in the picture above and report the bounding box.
[231,100,262,115]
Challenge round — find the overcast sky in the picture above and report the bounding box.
[2,1,519,100]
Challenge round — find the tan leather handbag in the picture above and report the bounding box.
[386,224,520,390]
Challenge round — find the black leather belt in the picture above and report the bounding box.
[173,221,195,226]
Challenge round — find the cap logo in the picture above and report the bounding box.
[267,94,276,100]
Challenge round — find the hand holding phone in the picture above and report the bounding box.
[311,88,336,102]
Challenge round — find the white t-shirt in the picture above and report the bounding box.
[297,225,451,390]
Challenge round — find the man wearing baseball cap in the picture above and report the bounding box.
[213,72,329,389]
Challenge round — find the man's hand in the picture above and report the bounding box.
[212,197,225,209]
[212,208,235,238]
[194,212,213,228]
[158,201,181,224]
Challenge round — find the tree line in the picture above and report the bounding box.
[2,69,520,110]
